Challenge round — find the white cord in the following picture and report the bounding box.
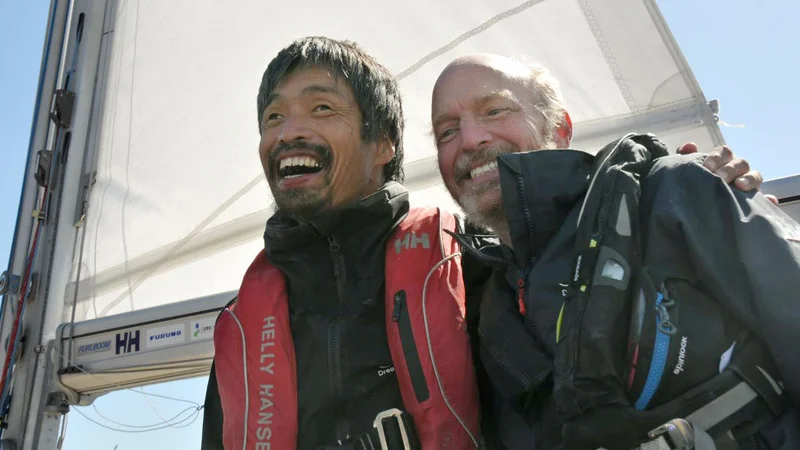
[222,308,249,450]
[71,406,200,433]
[91,403,198,429]
[421,251,479,448]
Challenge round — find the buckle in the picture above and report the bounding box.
[373,408,412,450]
[647,419,695,450]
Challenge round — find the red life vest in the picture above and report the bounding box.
[213,207,481,449]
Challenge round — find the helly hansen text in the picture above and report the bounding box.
[394,232,430,254]
[257,316,276,449]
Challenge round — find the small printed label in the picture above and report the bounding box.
[77,339,112,355]
[146,324,186,349]
[191,317,216,341]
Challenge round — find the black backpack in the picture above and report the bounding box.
[551,134,789,449]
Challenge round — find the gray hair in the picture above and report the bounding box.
[522,61,568,133]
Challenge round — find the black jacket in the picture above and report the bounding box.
[201,182,495,449]
[458,141,800,449]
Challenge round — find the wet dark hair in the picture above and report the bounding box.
[257,36,404,183]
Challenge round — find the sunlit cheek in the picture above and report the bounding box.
[437,144,458,181]
[437,161,456,192]
[330,159,358,199]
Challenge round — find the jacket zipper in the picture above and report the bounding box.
[391,290,430,402]
[517,273,526,316]
[327,235,348,440]
[565,170,614,376]
[593,174,615,238]
[328,236,347,304]
[515,174,540,334]
[515,174,538,262]
[634,291,675,411]
[455,230,535,325]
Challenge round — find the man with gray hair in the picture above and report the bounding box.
[201,36,768,449]
[432,54,800,449]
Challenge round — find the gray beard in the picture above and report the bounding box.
[449,138,557,248]
[457,190,512,247]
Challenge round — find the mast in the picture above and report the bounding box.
[0,1,114,448]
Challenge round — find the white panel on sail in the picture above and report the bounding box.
[67,0,723,320]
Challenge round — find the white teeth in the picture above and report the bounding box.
[279,156,322,170]
[470,161,498,179]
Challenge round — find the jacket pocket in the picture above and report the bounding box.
[627,269,739,410]
[391,290,430,402]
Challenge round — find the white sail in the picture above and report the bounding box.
[65,0,723,322]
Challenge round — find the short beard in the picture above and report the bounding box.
[448,136,557,247]
[266,140,333,223]
[449,144,516,244]
[459,194,511,245]
[270,182,333,223]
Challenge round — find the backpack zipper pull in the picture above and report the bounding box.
[517,272,527,316]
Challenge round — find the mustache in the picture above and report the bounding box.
[268,140,333,171]
[453,145,516,181]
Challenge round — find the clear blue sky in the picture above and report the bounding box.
[1,1,798,448]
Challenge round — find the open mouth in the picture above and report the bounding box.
[278,156,325,179]
[469,161,498,180]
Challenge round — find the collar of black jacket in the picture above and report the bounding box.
[263,181,410,260]
[496,149,595,269]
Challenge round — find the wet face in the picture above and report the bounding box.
[259,67,392,221]
[432,60,556,230]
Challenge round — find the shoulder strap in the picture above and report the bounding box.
[555,134,662,416]
[214,250,298,450]
[384,207,480,449]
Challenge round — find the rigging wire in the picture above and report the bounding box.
[71,406,201,434]
[54,348,204,432]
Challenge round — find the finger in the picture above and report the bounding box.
[765,194,780,206]
[676,142,699,155]
[703,145,734,172]
[716,158,750,184]
[733,170,763,192]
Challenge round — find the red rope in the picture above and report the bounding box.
[0,187,48,399]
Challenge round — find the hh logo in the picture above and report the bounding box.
[394,232,431,254]
[115,330,140,355]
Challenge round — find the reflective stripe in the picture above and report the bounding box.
[556,303,565,343]
[686,381,759,430]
